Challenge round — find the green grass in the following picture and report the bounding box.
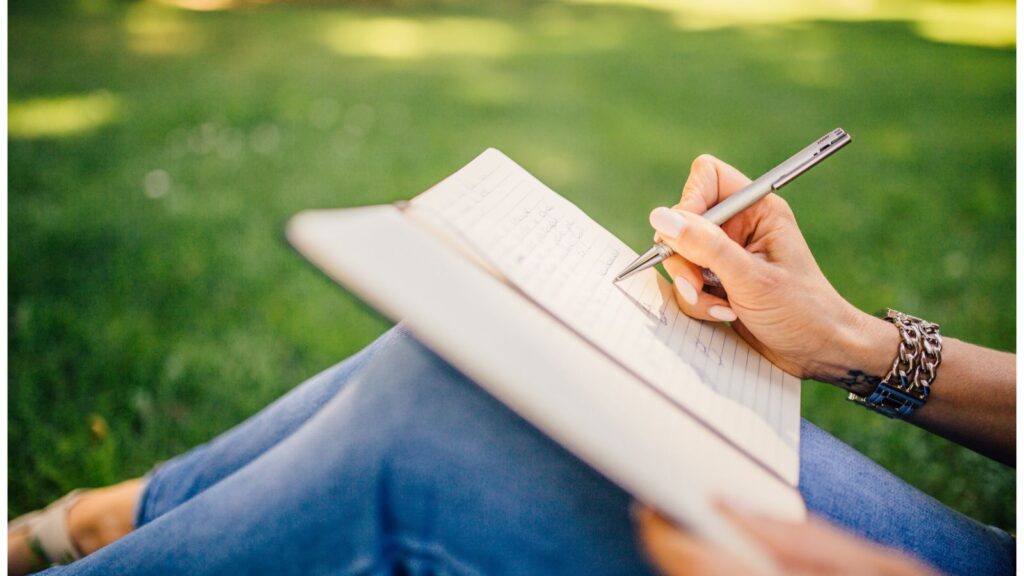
[9,1,1014,532]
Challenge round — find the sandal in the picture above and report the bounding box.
[8,489,86,567]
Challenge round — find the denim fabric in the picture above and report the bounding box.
[41,327,1013,575]
[800,422,1014,574]
[134,326,405,527]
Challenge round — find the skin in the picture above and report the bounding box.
[8,155,1015,575]
[643,154,1015,575]
[7,479,140,575]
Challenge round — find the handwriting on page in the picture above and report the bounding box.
[411,149,798,478]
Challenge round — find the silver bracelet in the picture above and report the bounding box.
[847,309,943,418]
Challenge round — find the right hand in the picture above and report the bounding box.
[650,155,898,391]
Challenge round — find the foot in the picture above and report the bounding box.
[66,479,142,556]
[8,478,142,575]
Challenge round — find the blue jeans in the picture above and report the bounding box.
[41,327,1014,575]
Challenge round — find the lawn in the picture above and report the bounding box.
[9,0,1015,532]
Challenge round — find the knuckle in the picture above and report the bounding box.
[691,153,717,170]
[680,155,720,210]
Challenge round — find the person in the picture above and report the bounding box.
[8,155,1015,575]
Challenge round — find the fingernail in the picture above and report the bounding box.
[673,276,698,305]
[709,305,737,322]
[649,207,686,239]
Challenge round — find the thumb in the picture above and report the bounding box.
[650,207,759,286]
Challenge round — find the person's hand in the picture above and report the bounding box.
[649,155,899,392]
[635,503,938,576]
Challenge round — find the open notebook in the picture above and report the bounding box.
[287,149,804,571]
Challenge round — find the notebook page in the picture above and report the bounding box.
[410,149,800,483]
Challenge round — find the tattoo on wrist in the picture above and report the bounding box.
[832,370,882,395]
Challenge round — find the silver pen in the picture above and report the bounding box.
[614,127,852,283]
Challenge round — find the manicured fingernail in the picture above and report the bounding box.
[649,207,686,239]
[709,306,737,322]
[673,276,698,305]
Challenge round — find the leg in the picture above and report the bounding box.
[36,330,1013,575]
[799,420,1015,576]
[41,332,655,575]
[10,327,404,574]
[137,325,408,524]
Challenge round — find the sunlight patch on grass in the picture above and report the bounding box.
[562,0,1014,48]
[154,0,238,10]
[321,16,521,60]
[913,3,1015,49]
[125,3,204,55]
[8,91,121,139]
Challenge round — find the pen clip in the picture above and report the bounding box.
[771,128,852,190]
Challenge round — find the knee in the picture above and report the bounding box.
[345,335,643,571]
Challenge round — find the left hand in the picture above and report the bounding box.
[635,502,939,576]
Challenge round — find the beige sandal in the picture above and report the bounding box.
[8,490,86,567]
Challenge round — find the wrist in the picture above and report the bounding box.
[815,308,901,395]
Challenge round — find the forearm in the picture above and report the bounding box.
[820,313,1016,466]
[907,338,1016,466]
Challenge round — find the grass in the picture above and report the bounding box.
[9,0,1014,532]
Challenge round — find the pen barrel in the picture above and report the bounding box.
[616,129,849,281]
[700,128,850,226]
[701,173,776,225]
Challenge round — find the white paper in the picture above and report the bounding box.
[411,149,800,483]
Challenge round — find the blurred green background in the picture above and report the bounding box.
[9,0,1015,532]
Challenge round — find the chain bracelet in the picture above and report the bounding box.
[848,309,943,418]
[889,311,942,399]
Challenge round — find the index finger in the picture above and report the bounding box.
[675,155,753,216]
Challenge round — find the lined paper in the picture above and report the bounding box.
[410,149,800,482]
